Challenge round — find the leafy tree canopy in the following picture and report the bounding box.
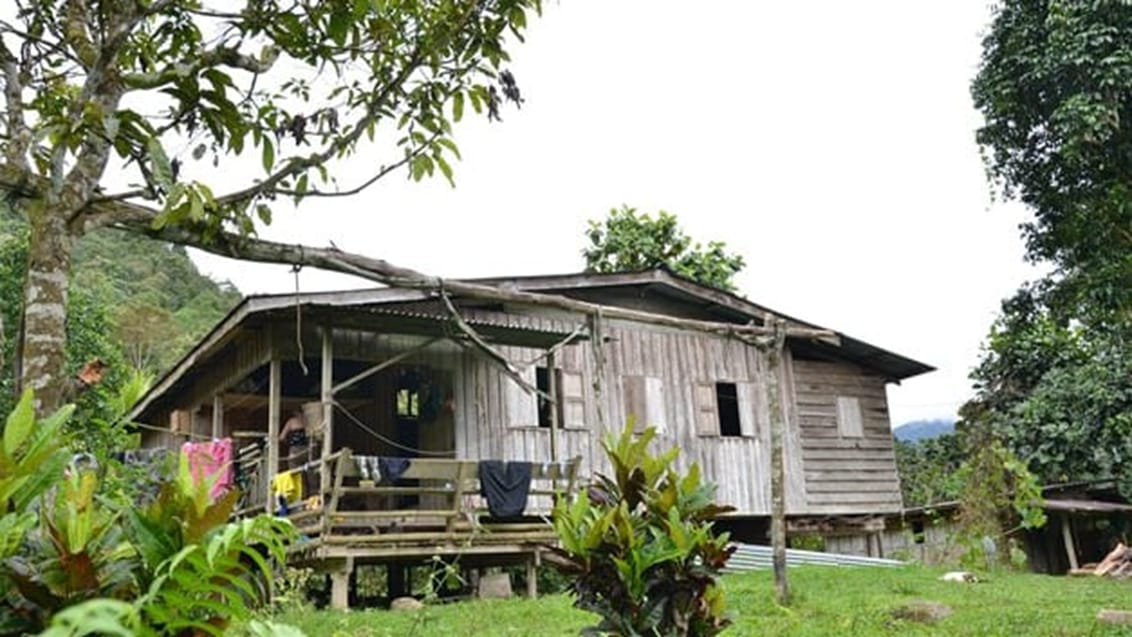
[966,1,1132,495]
[582,205,746,292]
[0,0,540,410]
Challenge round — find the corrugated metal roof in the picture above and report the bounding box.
[724,543,906,573]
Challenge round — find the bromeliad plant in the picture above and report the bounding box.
[550,426,736,637]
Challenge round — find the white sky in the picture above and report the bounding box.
[188,1,1039,427]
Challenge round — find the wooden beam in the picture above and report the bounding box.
[548,350,559,467]
[266,356,282,512]
[211,394,223,438]
[1062,514,1079,571]
[0,160,835,345]
[320,328,334,495]
[330,336,440,395]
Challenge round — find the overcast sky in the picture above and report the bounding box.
[188,2,1039,427]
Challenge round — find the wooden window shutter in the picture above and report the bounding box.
[645,377,666,434]
[694,383,718,437]
[736,382,758,438]
[836,396,864,438]
[506,366,538,428]
[622,375,647,432]
[561,370,586,429]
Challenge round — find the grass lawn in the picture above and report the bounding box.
[272,565,1132,636]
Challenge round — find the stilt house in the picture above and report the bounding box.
[127,268,933,606]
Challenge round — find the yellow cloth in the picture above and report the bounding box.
[271,471,303,503]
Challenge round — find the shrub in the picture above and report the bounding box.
[550,426,735,637]
[0,389,300,636]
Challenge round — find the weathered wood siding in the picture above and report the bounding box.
[138,303,904,518]
[788,357,903,514]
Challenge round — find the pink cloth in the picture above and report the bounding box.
[181,438,233,500]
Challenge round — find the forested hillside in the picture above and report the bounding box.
[0,204,240,410]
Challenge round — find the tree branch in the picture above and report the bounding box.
[0,36,29,172]
[122,45,280,90]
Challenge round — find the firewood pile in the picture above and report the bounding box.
[1070,543,1132,578]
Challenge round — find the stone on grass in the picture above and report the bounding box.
[390,596,424,612]
[891,600,953,624]
[477,572,513,599]
[1097,609,1132,625]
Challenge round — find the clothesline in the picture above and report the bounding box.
[330,398,455,457]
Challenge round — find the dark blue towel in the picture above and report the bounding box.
[378,457,411,483]
[479,461,532,519]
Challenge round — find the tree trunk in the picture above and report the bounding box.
[766,320,790,605]
[19,204,74,413]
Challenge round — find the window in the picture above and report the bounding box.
[536,366,561,428]
[716,382,742,437]
[836,396,863,438]
[911,520,926,545]
[395,388,419,419]
[695,381,755,437]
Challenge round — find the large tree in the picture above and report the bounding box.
[582,205,746,292]
[969,1,1132,492]
[0,0,538,411]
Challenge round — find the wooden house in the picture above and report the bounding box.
[128,268,932,607]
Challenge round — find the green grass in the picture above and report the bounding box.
[272,565,1132,636]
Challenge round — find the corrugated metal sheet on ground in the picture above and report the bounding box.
[723,543,905,572]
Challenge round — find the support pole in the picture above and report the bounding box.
[321,328,334,495]
[766,319,790,604]
[211,394,223,439]
[590,311,607,432]
[266,356,282,512]
[526,552,539,599]
[330,558,353,611]
[1062,514,1079,571]
[548,350,559,465]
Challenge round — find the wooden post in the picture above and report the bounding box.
[548,350,559,464]
[1062,514,1079,571]
[330,558,353,611]
[526,551,539,599]
[766,319,790,604]
[589,311,607,431]
[211,394,223,439]
[321,328,334,495]
[266,356,282,512]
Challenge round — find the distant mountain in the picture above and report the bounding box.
[894,418,956,443]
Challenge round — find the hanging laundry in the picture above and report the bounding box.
[378,457,411,483]
[478,460,533,519]
[180,438,234,500]
[272,470,303,504]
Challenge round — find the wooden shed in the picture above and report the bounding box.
[127,268,932,606]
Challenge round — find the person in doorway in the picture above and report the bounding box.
[279,409,311,496]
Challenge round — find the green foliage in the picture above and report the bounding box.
[973,2,1132,300]
[967,2,1132,501]
[550,426,735,636]
[583,206,746,292]
[952,417,1045,571]
[894,434,964,507]
[0,391,300,635]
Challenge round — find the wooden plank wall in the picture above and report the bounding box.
[788,357,903,515]
[138,306,904,518]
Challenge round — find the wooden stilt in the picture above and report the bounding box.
[525,553,538,599]
[330,558,353,611]
[1062,514,1079,571]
